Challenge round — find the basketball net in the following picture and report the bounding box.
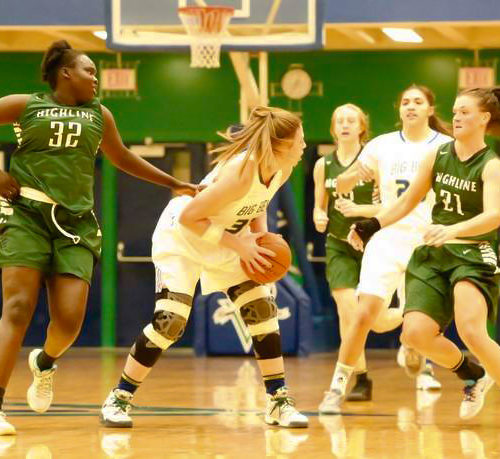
[178,6,234,69]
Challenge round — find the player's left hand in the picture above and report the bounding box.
[423,224,457,247]
[0,171,20,202]
[336,198,361,217]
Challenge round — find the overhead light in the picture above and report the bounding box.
[382,28,423,43]
[93,30,108,40]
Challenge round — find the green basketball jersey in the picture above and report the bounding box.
[10,93,104,215]
[324,152,374,240]
[432,141,498,243]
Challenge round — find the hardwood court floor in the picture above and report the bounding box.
[1,349,499,458]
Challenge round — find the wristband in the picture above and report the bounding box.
[353,217,381,245]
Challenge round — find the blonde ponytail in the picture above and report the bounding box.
[212,106,302,175]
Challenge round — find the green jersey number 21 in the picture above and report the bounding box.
[48,121,82,148]
[440,189,464,216]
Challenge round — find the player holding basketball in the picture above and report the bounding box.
[319,85,451,413]
[313,104,381,401]
[0,40,198,435]
[349,87,500,420]
[101,106,309,428]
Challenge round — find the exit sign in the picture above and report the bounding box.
[100,68,137,91]
[458,67,495,89]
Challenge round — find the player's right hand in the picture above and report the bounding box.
[237,232,276,274]
[350,217,381,249]
[0,171,20,202]
[347,227,364,251]
[313,207,329,233]
[174,181,202,197]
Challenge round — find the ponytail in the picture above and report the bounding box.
[212,106,301,175]
[41,40,82,90]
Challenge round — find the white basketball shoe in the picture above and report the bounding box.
[318,389,344,415]
[416,363,442,391]
[0,412,15,436]
[264,387,308,428]
[397,345,426,378]
[27,349,57,413]
[459,372,494,420]
[100,389,134,428]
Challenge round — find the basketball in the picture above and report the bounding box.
[240,232,292,284]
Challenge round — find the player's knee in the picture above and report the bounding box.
[145,289,193,348]
[131,289,193,368]
[2,294,35,330]
[54,315,84,342]
[400,321,426,350]
[240,298,281,360]
[231,287,278,329]
[228,281,281,359]
[353,307,376,332]
[370,319,387,334]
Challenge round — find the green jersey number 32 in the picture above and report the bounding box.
[48,121,82,148]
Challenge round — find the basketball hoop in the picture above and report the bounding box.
[178,6,234,69]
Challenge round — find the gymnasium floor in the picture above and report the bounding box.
[1,349,498,458]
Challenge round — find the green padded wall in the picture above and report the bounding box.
[1,49,498,144]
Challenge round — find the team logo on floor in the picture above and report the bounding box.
[212,284,290,353]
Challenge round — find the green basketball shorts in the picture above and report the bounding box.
[405,243,499,331]
[0,195,101,284]
[325,235,363,290]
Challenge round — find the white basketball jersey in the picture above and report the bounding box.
[153,152,283,265]
[152,153,283,294]
[359,130,452,232]
[198,153,283,236]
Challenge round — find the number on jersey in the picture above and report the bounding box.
[396,179,409,197]
[333,191,354,200]
[440,190,464,215]
[396,179,426,202]
[48,121,82,148]
[226,218,250,234]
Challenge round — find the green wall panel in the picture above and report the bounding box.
[0,49,497,143]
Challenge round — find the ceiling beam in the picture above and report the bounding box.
[334,26,377,45]
[40,30,104,51]
[435,26,469,45]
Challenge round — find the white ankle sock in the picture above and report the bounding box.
[330,362,355,395]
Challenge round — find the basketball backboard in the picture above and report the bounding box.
[106,0,324,52]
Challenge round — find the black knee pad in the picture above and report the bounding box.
[130,331,163,368]
[155,288,192,306]
[252,332,282,360]
[240,298,278,325]
[146,288,193,346]
[152,310,187,342]
[227,280,259,302]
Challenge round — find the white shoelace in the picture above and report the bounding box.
[463,383,477,402]
[110,396,132,416]
[35,373,54,397]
